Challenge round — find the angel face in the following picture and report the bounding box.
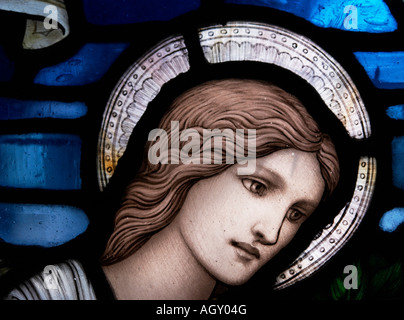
[171,148,325,285]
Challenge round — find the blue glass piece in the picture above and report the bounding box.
[0,133,81,190]
[354,52,404,89]
[0,45,14,81]
[386,105,404,120]
[34,43,130,86]
[392,136,404,190]
[379,208,404,232]
[0,203,89,247]
[0,98,87,120]
[225,0,397,33]
[82,0,200,25]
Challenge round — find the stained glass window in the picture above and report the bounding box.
[0,0,403,303]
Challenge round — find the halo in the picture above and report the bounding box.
[97,21,376,289]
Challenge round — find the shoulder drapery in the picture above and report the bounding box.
[5,259,97,300]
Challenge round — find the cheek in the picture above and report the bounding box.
[183,176,242,224]
[261,223,301,262]
[280,222,301,245]
[177,184,228,243]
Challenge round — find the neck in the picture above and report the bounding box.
[102,223,217,300]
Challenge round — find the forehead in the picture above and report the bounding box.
[254,149,325,200]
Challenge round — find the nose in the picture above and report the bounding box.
[251,208,286,245]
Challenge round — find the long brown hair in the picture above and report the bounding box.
[101,78,340,265]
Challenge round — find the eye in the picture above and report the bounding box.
[242,178,267,196]
[287,209,306,223]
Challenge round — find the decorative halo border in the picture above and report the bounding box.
[97,35,190,190]
[97,21,376,290]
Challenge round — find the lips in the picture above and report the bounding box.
[231,240,260,259]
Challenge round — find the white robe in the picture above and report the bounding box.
[5,259,97,300]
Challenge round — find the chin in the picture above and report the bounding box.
[216,272,254,287]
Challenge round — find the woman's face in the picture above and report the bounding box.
[171,148,325,285]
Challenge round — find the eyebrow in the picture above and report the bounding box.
[293,200,319,213]
[252,162,322,211]
[253,163,286,190]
